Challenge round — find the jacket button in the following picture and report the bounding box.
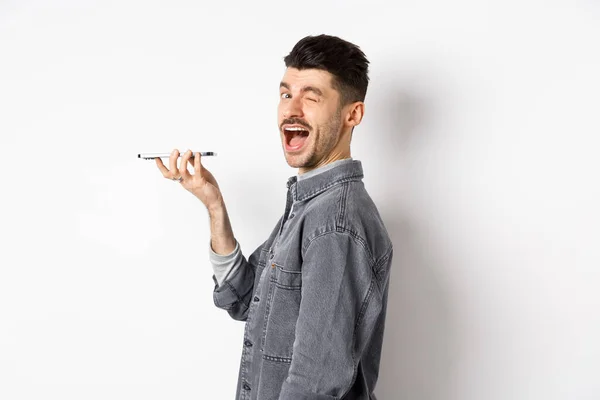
[243,382,251,391]
[271,263,275,268]
[244,340,253,347]
[253,296,260,302]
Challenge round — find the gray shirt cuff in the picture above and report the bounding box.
[209,239,243,287]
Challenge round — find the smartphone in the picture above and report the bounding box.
[138,152,217,160]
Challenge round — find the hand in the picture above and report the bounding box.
[156,149,223,210]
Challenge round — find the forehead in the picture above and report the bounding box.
[280,68,335,92]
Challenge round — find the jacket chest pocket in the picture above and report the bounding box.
[262,262,303,360]
[271,262,302,290]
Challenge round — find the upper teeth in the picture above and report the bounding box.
[286,127,307,131]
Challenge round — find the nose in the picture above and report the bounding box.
[282,96,304,119]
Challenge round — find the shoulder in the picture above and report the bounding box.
[302,180,392,262]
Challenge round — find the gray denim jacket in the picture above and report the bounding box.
[213,159,393,400]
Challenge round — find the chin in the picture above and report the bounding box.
[284,157,302,169]
[283,152,304,168]
[285,153,317,171]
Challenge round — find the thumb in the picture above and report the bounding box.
[194,152,205,176]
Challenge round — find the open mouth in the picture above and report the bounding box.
[283,126,310,151]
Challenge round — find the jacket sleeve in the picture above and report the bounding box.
[279,231,378,399]
[212,238,267,322]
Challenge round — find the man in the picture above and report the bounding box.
[156,34,393,400]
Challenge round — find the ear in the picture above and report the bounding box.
[344,101,365,129]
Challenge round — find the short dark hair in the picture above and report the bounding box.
[283,34,370,106]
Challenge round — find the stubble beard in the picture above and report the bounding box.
[285,107,342,170]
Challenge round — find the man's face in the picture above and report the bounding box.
[278,68,347,173]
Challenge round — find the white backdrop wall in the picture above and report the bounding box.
[0,1,598,399]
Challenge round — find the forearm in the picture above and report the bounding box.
[209,200,261,321]
[208,200,236,255]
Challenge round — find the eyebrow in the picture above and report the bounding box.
[280,82,324,97]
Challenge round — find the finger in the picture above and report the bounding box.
[179,150,193,179]
[155,157,170,178]
[193,152,203,177]
[169,149,180,176]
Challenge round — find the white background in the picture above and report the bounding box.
[1,1,599,399]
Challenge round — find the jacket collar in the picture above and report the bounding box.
[286,159,364,202]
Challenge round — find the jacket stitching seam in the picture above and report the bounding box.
[336,182,348,227]
[372,246,393,292]
[224,280,242,303]
[302,228,374,266]
[262,354,293,364]
[342,270,376,398]
[269,274,302,290]
[297,174,363,202]
[336,226,375,264]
